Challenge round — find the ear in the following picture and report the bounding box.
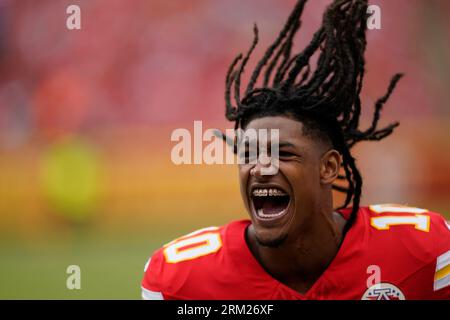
[319,149,341,185]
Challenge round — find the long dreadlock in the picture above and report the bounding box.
[223,0,403,229]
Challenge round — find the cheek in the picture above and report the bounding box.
[284,161,321,196]
[238,164,251,204]
[238,164,251,184]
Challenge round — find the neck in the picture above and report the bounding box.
[246,207,347,294]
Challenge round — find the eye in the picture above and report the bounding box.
[278,151,294,158]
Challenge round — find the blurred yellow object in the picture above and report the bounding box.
[39,136,100,223]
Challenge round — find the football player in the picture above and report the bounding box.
[142,0,450,300]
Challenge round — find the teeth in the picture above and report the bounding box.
[252,188,287,197]
[257,208,285,218]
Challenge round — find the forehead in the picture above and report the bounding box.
[244,115,309,144]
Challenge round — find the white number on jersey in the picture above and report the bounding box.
[369,204,430,232]
[163,231,222,263]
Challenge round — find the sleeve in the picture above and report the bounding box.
[432,249,450,299]
[429,214,450,299]
[141,250,166,300]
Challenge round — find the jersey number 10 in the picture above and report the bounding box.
[163,229,223,264]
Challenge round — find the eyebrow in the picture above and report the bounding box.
[242,140,300,151]
[277,141,295,148]
[273,141,308,155]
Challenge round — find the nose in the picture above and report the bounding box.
[250,154,278,178]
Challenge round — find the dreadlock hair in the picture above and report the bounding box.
[223,0,403,231]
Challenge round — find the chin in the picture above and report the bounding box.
[253,227,289,248]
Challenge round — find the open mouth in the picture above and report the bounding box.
[251,187,291,220]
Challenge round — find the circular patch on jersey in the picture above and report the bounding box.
[361,283,405,300]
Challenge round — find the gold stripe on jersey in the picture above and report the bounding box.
[434,250,450,291]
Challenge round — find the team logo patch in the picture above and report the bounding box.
[361,283,405,300]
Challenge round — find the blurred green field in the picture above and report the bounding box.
[0,235,154,299]
[0,222,216,299]
[0,212,241,299]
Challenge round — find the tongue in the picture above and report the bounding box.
[262,197,289,215]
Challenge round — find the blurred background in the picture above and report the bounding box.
[0,0,449,299]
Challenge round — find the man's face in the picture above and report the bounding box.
[239,115,331,247]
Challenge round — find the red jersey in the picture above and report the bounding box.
[141,204,450,300]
